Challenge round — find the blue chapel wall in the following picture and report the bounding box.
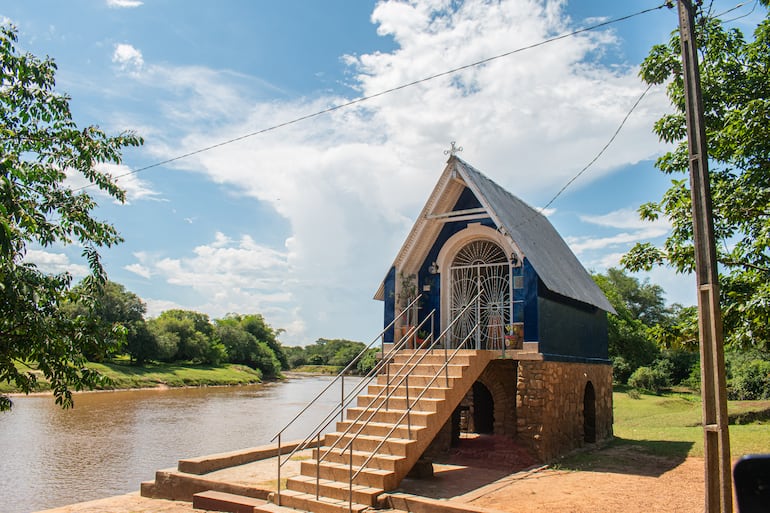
[416,188,495,341]
[536,285,609,363]
[382,266,396,343]
[382,185,608,362]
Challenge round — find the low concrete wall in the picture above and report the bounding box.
[178,440,309,475]
[386,492,504,513]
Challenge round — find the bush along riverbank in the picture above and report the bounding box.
[0,360,268,395]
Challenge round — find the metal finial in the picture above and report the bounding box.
[444,141,463,157]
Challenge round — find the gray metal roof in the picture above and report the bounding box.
[455,157,615,313]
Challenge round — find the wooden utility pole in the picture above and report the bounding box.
[676,1,732,511]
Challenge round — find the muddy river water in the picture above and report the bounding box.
[0,375,359,513]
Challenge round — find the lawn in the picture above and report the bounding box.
[611,389,769,458]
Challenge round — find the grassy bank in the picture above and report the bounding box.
[560,388,770,469]
[289,364,344,375]
[0,360,266,394]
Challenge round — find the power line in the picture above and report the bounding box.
[540,83,655,212]
[77,2,670,192]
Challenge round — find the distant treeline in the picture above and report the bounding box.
[68,281,373,380]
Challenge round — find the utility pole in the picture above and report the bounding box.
[675,1,732,512]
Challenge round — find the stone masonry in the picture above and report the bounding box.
[516,360,613,461]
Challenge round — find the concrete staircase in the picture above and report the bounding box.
[265,349,494,513]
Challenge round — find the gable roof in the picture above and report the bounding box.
[376,156,614,313]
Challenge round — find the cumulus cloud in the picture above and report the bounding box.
[112,43,144,73]
[106,0,143,8]
[126,233,302,332]
[113,0,672,342]
[24,249,89,277]
[64,163,160,204]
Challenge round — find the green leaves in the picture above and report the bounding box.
[1,24,143,410]
[627,9,770,350]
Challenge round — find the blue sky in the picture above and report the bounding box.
[3,0,766,345]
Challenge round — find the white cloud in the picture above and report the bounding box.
[126,233,300,331]
[110,0,672,343]
[64,163,160,204]
[106,0,143,8]
[125,262,152,279]
[24,249,89,277]
[112,43,144,73]
[580,208,669,231]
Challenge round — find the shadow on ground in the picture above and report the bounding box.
[555,437,694,478]
[395,434,540,500]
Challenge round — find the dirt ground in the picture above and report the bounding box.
[462,448,706,513]
[398,437,708,513]
[40,441,712,513]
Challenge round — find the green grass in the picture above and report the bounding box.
[290,365,344,375]
[1,360,266,393]
[612,389,770,458]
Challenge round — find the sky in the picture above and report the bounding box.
[3,0,766,346]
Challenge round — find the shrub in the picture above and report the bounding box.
[728,356,770,400]
[611,356,633,384]
[654,349,699,386]
[628,366,668,395]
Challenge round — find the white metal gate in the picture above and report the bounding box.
[449,240,511,349]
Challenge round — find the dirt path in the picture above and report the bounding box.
[465,451,705,513]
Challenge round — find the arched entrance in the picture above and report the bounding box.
[452,380,496,443]
[473,381,495,434]
[583,381,596,443]
[449,240,511,349]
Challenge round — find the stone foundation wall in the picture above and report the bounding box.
[516,360,613,461]
[475,359,518,436]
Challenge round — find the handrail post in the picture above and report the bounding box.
[406,374,411,439]
[341,375,345,423]
[349,443,354,513]
[276,433,281,506]
[385,361,390,411]
[444,341,450,388]
[315,432,321,500]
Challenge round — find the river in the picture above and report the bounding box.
[0,375,361,513]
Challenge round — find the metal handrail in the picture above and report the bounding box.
[316,292,482,510]
[272,294,423,505]
[332,292,480,462]
[346,320,481,511]
[314,311,437,464]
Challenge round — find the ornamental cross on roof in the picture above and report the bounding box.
[444,141,463,157]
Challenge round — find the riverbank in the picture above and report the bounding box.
[0,360,266,396]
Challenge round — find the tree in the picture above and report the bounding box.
[147,310,219,363]
[622,3,770,350]
[0,26,142,410]
[593,268,661,374]
[64,280,147,361]
[238,313,288,369]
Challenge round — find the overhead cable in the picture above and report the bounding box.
[76,2,671,191]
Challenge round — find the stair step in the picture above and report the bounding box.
[192,490,265,513]
[335,419,427,439]
[376,373,462,387]
[287,475,383,505]
[356,394,443,412]
[367,383,449,399]
[314,446,405,471]
[254,503,302,513]
[345,406,433,425]
[324,432,415,456]
[300,459,395,489]
[389,351,475,365]
[386,363,467,376]
[271,489,369,513]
